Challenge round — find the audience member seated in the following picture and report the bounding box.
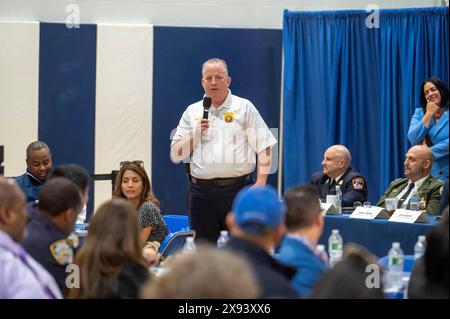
[408,208,449,299]
[225,186,299,299]
[277,185,328,297]
[376,145,444,215]
[47,164,91,224]
[141,244,260,299]
[66,199,149,299]
[113,161,169,247]
[310,145,367,207]
[22,178,83,293]
[309,244,384,299]
[439,180,448,215]
[407,77,449,182]
[14,141,53,203]
[27,164,91,223]
[0,177,61,299]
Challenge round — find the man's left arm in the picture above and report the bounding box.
[426,183,445,215]
[342,176,368,207]
[254,146,271,187]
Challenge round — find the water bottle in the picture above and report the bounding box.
[335,185,342,214]
[316,244,329,265]
[409,191,420,211]
[328,229,343,268]
[388,242,404,290]
[182,236,197,254]
[217,230,230,249]
[414,235,426,260]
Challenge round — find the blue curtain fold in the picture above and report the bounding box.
[283,7,449,203]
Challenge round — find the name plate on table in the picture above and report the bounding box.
[349,206,389,219]
[320,202,339,215]
[389,209,428,223]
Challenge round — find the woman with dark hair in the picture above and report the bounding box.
[66,199,149,298]
[408,77,449,181]
[113,161,169,247]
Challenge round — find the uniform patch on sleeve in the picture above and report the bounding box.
[49,239,73,266]
[352,177,365,190]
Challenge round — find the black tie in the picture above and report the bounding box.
[329,179,337,194]
[397,183,415,208]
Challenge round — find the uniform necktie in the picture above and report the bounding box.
[397,183,415,208]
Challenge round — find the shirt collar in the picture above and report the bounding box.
[409,175,430,190]
[0,229,21,255]
[210,89,232,111]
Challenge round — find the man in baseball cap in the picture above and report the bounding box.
[226,186,299,298]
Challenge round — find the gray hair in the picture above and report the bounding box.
[202,58,229,77]
[26,141,51,159]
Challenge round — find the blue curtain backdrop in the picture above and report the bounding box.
[283,7,449,203]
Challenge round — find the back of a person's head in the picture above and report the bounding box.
[284,185,321,231]
[67,198,143,299]
[141,245,260,299]
[424,208,449,288]
[48,164,90,193]
[309,244,384,299]
[38,177,82,217]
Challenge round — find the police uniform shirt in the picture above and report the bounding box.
[310,167,368,207]
[172,90,277,179]
[395,175,429,209]
[22,216,76,291]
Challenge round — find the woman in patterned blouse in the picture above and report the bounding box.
[113,161,169,246]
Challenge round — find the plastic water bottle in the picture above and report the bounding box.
[182,236,197,254]
[414,235,426,260]
[328,229,343,268]
[409,191,420,211]
[388,242,404,290]
[335,185,342,214]
[316,244,329,265]
[217,230,230,249]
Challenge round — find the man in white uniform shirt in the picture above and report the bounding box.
[171,58,277,242]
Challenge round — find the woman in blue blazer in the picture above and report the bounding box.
[408,77,449,181]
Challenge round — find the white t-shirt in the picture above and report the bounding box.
[171,91,277,179]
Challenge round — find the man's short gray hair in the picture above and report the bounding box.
[26,141,51,159]
[202,58,229,77]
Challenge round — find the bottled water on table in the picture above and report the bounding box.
[182,236,197,254]
[414,235,426,260]
[388,242,404,290]
[217,230,230,249]
[328,229,343,268]
[409,191,420,211]
[335,185,342,214]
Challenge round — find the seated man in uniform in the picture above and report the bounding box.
[310,145,368,207]
[0,177,61,299]
[376,145,444,215]
[14,141,53,203]
[22,177,83,293]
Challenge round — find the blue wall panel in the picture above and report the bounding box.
[39,23,96,218]
[153,26,282,215]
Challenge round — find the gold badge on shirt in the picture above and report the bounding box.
[223,112,235,123]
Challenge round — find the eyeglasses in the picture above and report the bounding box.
[119,160,144,168]
[203,75,227,83]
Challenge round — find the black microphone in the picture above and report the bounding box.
[203,96,212,120]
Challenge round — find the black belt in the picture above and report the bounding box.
[189,174,253,187]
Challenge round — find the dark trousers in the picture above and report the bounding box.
[188,179,253,243]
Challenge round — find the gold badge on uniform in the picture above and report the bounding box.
[50,239,74,265]
[223,112,235,123]
[419,197,427,211]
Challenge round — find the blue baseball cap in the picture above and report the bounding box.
[232,186,286,234]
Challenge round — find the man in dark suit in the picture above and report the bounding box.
[310,145,368,207]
